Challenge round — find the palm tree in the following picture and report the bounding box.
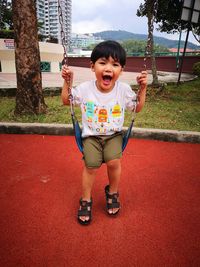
[12,0,47,114]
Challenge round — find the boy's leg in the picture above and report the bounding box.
[106,159,121,214]
[79,137,103,223]
[107,158,121,193]
[79,166,97,223]
[82,166,97,201]
[104,133,122,215]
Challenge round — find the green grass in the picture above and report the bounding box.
[0,78,200,132]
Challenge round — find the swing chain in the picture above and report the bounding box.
[58,0,73,102]
[58,0,68,66]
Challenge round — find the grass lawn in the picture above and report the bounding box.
[0,77,200,132]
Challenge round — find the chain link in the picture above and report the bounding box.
[58,0,72,98]
[58,1,68,66]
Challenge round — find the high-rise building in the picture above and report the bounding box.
[71,33,103,48]
[36,0,71,47]
[36,0,45,35]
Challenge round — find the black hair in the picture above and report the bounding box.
[90,40,126,67]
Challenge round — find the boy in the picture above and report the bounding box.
[61,40,147,225]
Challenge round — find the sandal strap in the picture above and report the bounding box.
[107,202,120,209]
[78,209,91,217]
[106,192,119,199]
[105,185,120,210]
[79,199,92,207]
[78,199,92,217]
[105,185,119,199]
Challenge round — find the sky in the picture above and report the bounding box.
[72,0,199,46]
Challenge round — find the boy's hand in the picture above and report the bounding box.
[136,71,148,89]
[61,65,74,83]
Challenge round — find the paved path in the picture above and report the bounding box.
[0,134,200,266]
[0,67,196,88]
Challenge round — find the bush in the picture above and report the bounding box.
[193,62,200,76]
[0,30,14,39]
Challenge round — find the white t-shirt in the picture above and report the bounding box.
[72,80,136,138]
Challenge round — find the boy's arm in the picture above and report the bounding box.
[135,71,148,113]
[61,80,70,105]
[61,65,73,105]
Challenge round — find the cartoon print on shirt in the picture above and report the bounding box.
[98,108,108,123]
[85,101,95,122]
[83,100,123,134]
[112,103,121,117]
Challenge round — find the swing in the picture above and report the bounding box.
[58,1,137,154]
[73,111,136,154]
[67,83,136,154]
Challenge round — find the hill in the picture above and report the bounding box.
[93,30,200,50]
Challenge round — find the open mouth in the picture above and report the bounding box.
[103,75,112,80]
[102,75,112,84]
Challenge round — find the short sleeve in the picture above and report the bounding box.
[72,85,82,106]
[124,85,137,111]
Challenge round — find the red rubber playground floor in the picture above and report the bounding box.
[0,134,200,267]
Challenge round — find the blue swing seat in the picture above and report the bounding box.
[122,120,134,151]
[72,114,134,154]
[72,115,83,153]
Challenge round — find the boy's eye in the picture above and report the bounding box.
[113,63,120,67]
[98,61,105,65]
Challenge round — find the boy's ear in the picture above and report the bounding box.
[90,61,95,72]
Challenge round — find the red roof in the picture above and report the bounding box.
[169,48,198,52]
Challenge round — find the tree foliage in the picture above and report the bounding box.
[121,40,169,55]
[87,40,169,56]
[0,2,56,41]
[0,29,14,38]
[0,0,13,30]
[137,0,200,43]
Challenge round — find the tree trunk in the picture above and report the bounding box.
[12,0,47,115]
[147,0,159,87]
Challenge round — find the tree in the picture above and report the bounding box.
[192,26,200,43]
[0,0,13,30]
[155,0,200,44]
[12,0,47,115]
[137,0,159,86]
[121,39,169,55]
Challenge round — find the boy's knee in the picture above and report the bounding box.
[106,159,120,169]
[84,158,102,169]
[85,166,98,174]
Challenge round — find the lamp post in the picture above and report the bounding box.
[177,0,200,84]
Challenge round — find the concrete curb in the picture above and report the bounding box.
[0,122,200,144]
[0,87,61,97]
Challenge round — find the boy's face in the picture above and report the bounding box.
[90,56,123,93]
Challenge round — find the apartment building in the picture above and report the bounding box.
[71,33,103,48]
[36,0,72,47]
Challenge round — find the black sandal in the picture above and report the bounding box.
[77,199,92,225]
[105,185,120,216]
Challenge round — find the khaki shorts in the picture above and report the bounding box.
[82,132,123,168]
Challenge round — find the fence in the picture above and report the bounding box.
[68,56,200,73]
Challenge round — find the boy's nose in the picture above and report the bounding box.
[105,64,112,71]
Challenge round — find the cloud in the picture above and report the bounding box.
[72,0,146,34]
[72,0,111,18]
[72,17,113,34]
[71,0,199,45]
